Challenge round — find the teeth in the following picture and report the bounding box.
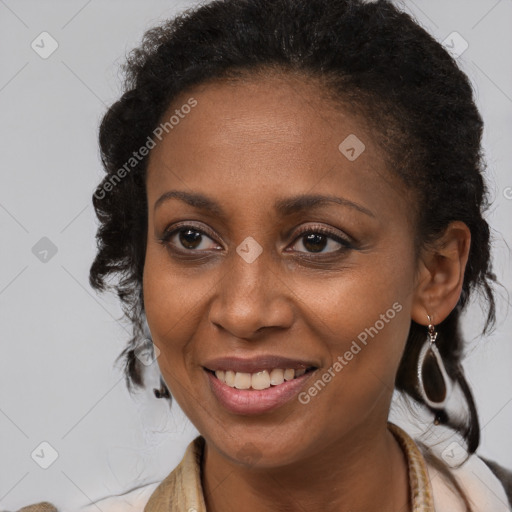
[234,372,251,389]
[225,370,235,387]
[214,368,309,390]
[284,368,295,381]
[269,368,284,385]
[251,370,270,390]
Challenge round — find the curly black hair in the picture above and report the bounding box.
[89,0,497,466]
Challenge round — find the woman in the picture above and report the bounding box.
[17,0,511,510]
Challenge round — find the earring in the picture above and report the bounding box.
[153,377,171,399]
[417,315,452,414]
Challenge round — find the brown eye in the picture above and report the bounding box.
[301,233,329,253]
[159,225,220,252]
[178,229,203,250]
[290,227,353,255]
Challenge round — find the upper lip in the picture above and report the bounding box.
[203,355,318,374]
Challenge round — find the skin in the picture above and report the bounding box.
[142,72,471,512]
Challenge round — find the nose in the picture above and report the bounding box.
[208,241,294,340]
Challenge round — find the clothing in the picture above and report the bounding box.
[141,423,511,512]
[12,423,511,512]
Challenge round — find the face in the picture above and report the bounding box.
[143,72,419,468]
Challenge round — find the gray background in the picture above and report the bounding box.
[0,0,511,509]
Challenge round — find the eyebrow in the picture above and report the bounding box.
[154,190,375,218]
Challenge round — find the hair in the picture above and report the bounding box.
[89,0,497,505]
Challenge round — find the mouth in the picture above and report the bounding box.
[204,366,317,390]
[204,365,319,415]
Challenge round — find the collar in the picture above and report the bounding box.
[144,422,434,512]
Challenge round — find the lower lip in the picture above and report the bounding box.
[205,369,316,415]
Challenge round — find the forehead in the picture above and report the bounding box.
[146,72,410,221]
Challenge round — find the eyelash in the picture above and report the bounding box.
[157,222,354,257]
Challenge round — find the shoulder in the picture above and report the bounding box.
[77,482,160,512]
[4,486,160,512]
[77,436,203,512]
[424,451,511,512]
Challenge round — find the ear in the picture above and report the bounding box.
[411,221,471,326]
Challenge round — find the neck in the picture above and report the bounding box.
[202,420,411,512]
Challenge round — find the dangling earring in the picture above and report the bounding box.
[153,377,171,399]
[417,315,452,420]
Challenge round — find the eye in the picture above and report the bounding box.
[158,223,353,256]
[289,226,353,254]
[158,224,220,252]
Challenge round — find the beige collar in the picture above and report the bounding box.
[388,422,435,511]
[144,422,434,512]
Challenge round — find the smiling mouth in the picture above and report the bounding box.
[205,366,317,391]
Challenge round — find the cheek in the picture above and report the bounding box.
[290,270,413,437]
[142,261,204,420]
[143,245,208,335]
[142,251,190,370]
[142,248,221,384]
[298,250,415,380]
